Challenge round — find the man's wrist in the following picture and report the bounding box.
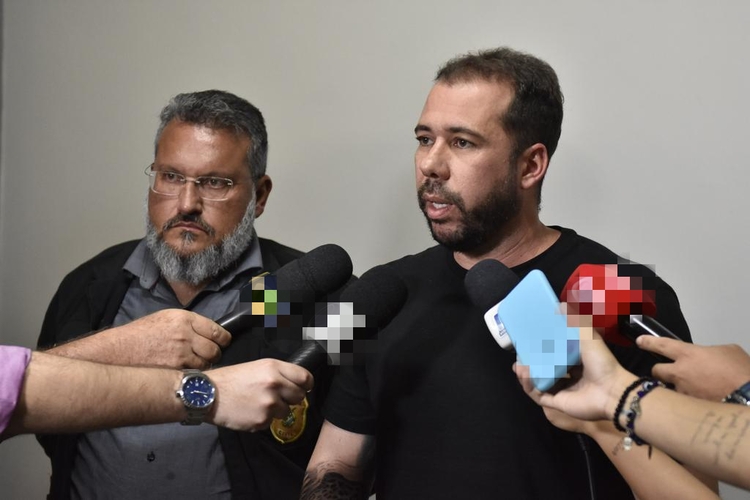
[176,369,216,425]
[606,373,639,422]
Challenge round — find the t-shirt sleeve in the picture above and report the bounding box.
[0,346,32,436]
[323,360,377,436]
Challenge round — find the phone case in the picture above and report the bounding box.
[494,270,581,391]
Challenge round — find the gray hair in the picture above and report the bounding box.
[154,90,268,179]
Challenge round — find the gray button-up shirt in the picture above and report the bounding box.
[71,236,262,500]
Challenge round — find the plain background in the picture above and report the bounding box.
[1,1,749,499]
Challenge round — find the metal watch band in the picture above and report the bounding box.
[722,380,750,406]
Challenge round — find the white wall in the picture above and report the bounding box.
[1,1,749,498]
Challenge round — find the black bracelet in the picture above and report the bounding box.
[623,379,665,450]
[613,377,649,432]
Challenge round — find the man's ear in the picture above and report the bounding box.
[517,143,549,192]
[252,175,273,218]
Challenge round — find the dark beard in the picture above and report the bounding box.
[418,177,520,253]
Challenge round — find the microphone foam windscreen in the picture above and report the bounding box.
[276,243,353,293]
[464,259,520,311]
[561,263,657,346]
[235,243,353,330]
[340,265,408,328]
[303,265,408,365]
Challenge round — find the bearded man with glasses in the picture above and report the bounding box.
[36,90,327,500]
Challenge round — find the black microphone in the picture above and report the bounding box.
[216,243,353,335]
[286,341,329,372]
[464,259,520,350]
[287,265,408,370]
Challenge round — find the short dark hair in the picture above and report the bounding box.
[436,47,564,175]
[155,90,268,179]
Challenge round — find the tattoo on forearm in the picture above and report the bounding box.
[301,436,376,500]
[691,409,750,465]
[301,467,368,500]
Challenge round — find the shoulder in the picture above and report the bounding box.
[258,237,305,270]
[537,227,630,290]
[59,239,141,284]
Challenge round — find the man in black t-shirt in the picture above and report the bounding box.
[301,48,714,499]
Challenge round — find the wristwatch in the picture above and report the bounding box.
[176,369,216,425]
[722,381,750,406]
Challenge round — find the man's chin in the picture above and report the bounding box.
[428,222,462,246]
[162,235,210,254]
[428,222,492,253]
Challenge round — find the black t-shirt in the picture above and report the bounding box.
[325,226,691,499]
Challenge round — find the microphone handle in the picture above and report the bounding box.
[287,341,330,372]
[627,315,683,341]
[216,303,256,335]
[621,315,680,364]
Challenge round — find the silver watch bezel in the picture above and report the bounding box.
[176,369,216,425]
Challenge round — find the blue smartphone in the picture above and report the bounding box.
[484,270,581,391]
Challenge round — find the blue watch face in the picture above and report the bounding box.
[183,376,215,409]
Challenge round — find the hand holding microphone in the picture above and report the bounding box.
[513,328,637,423]
[466,260,687,391]
[636,335,750,401]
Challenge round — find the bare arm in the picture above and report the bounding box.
[301,421,375,500]
[45,309,231,369]
[624,382,750,491]
[2,352,312,439]
[4,351,184,437]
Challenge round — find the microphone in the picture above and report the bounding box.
[464,259,520,350]
[465,260,581,391]
[216,243,353,335]
[560,263,683,347]
[286,341,329,372]
[287,265,408,370]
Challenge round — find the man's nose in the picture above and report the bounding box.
[178,181,203,214]
[417,141,450,181]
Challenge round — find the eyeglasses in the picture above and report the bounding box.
[144,165,239,201]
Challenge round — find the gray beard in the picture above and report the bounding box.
[145,198,256,286]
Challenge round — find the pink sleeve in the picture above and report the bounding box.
[0,346,32,436]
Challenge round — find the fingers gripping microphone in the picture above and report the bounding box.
[288,265,408,370]
[561,263,682,347]
[216,243,354,335]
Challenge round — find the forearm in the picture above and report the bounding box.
[301,422,375,500]
[4,352,183,438]
[301,463,370,500]
[44,327,129,365]
[583,420,719,500]
[629,388,750,490]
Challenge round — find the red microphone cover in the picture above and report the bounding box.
[560,264,656,346]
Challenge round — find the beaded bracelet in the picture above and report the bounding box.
[613,377,648,433]
[621,379,665,452]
